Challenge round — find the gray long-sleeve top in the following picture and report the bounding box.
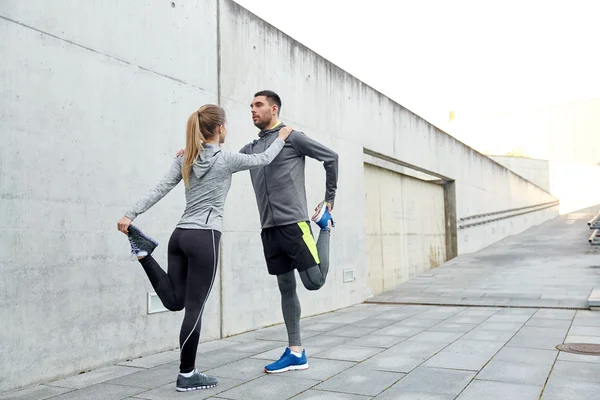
[124,138,285,231]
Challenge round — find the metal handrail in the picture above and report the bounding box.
[458,202,558,229]
[459,200,560,222]
[588,212,600,229]
[590,229,600,245]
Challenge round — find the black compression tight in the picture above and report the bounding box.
[138,228,220,374]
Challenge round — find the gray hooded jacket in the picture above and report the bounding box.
[240,123,338,229]
[124,138,285,231]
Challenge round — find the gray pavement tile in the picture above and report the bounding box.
[534,309,576,320]
[506,334,563,350]
[457,308,501,317]
[326,326,380,338]
[204,358,272,380]
[291,390,373,400]
[118,350,180,369]
[568,326,600,336]
[314,366,404,397]
[345,335,408,349]
[106,365,176,389]
[457,380,542,400]
[374,391,454,400]
[495,309,537,316]
[444,316,491,324]
[564,335,600,344]
[392,318,440,328]
[541,376,600,400]
[572,317,600,327]
[557,351,600,364]
[46,365,143,389]
[0,385,73,400]
[388,367,475,395]
[462,329,515,342]
[218,375,320,400]
[517,326,570,337]
[486,315,532,323]
[372,326,425,337]
[47,383,145,400]
[410,331,464,343]
[351,318,397,329]
[326,315,371,324]
[290,359,356,381]
[314,345,384,362]
[525,318,572,329]
[387,339,450,357]
[550,360,600,383]
[133,377,243,400]
[477,360,552,385]
[223,340,283,355]
[423,351,495,371]
[493,347,558,364]
[197,339,244,354]
[302,335,354,349]
[477,322,525,332]
[360,352,428,373]
[253,330,321,342]
[195,350,256,370]
[301,322,348,331]
[444,340,505,355]
[428,322,478,333]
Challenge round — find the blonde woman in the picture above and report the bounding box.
[116,104,291,392]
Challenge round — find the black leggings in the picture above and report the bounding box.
[138,228,220,374]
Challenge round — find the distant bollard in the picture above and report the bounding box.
[590,229,600,246]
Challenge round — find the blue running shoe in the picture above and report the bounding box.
[264,348,309,373]
[311,201,334,231]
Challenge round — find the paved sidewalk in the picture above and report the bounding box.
[4,303,600,400]
[368,206,600,309]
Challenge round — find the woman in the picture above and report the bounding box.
[116,104,291,392]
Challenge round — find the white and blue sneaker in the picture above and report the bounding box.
[312,201,334,231]
[127,225,158,259]
[264,348,309,373]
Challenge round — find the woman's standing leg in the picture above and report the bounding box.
[175,229,221,391]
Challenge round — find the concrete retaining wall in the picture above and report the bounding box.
[0,0,558,392]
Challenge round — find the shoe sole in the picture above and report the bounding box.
[264,363,309,374]
[311,203,327,222]
[175,383,218,391]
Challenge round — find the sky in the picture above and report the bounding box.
[233,0,600,132]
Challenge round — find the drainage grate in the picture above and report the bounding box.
[556,343,600,355]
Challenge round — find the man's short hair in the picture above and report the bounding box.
[254,90,282,114]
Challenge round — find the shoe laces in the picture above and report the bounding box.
[128,236,141,260]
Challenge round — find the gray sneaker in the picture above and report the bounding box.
[176,371,218,392]
[127,225,158,259]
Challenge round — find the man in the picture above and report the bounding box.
[241,90,338,373]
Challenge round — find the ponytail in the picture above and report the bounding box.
[181,105,226,187]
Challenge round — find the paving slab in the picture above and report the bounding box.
[292,390,373,400]
[46,365,143,389]
[0,385,73,400]
[314,345,384,362]
[457,380,543,400]
[541,376,600,400]
[46,383,145,400]
[217,375,320,400]
[477,360,553,385]
[387,367,475,395]
[313,366,404,397]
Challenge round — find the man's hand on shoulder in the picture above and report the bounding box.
[176,148,185,157]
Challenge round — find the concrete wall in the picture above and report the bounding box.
[489,156,551,192]
[0,0,221,392]
[0,0,559,392]
[364,164,446,296]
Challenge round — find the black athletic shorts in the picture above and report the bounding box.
[261,221,320,276]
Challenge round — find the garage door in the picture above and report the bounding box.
[364,163,446,296]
